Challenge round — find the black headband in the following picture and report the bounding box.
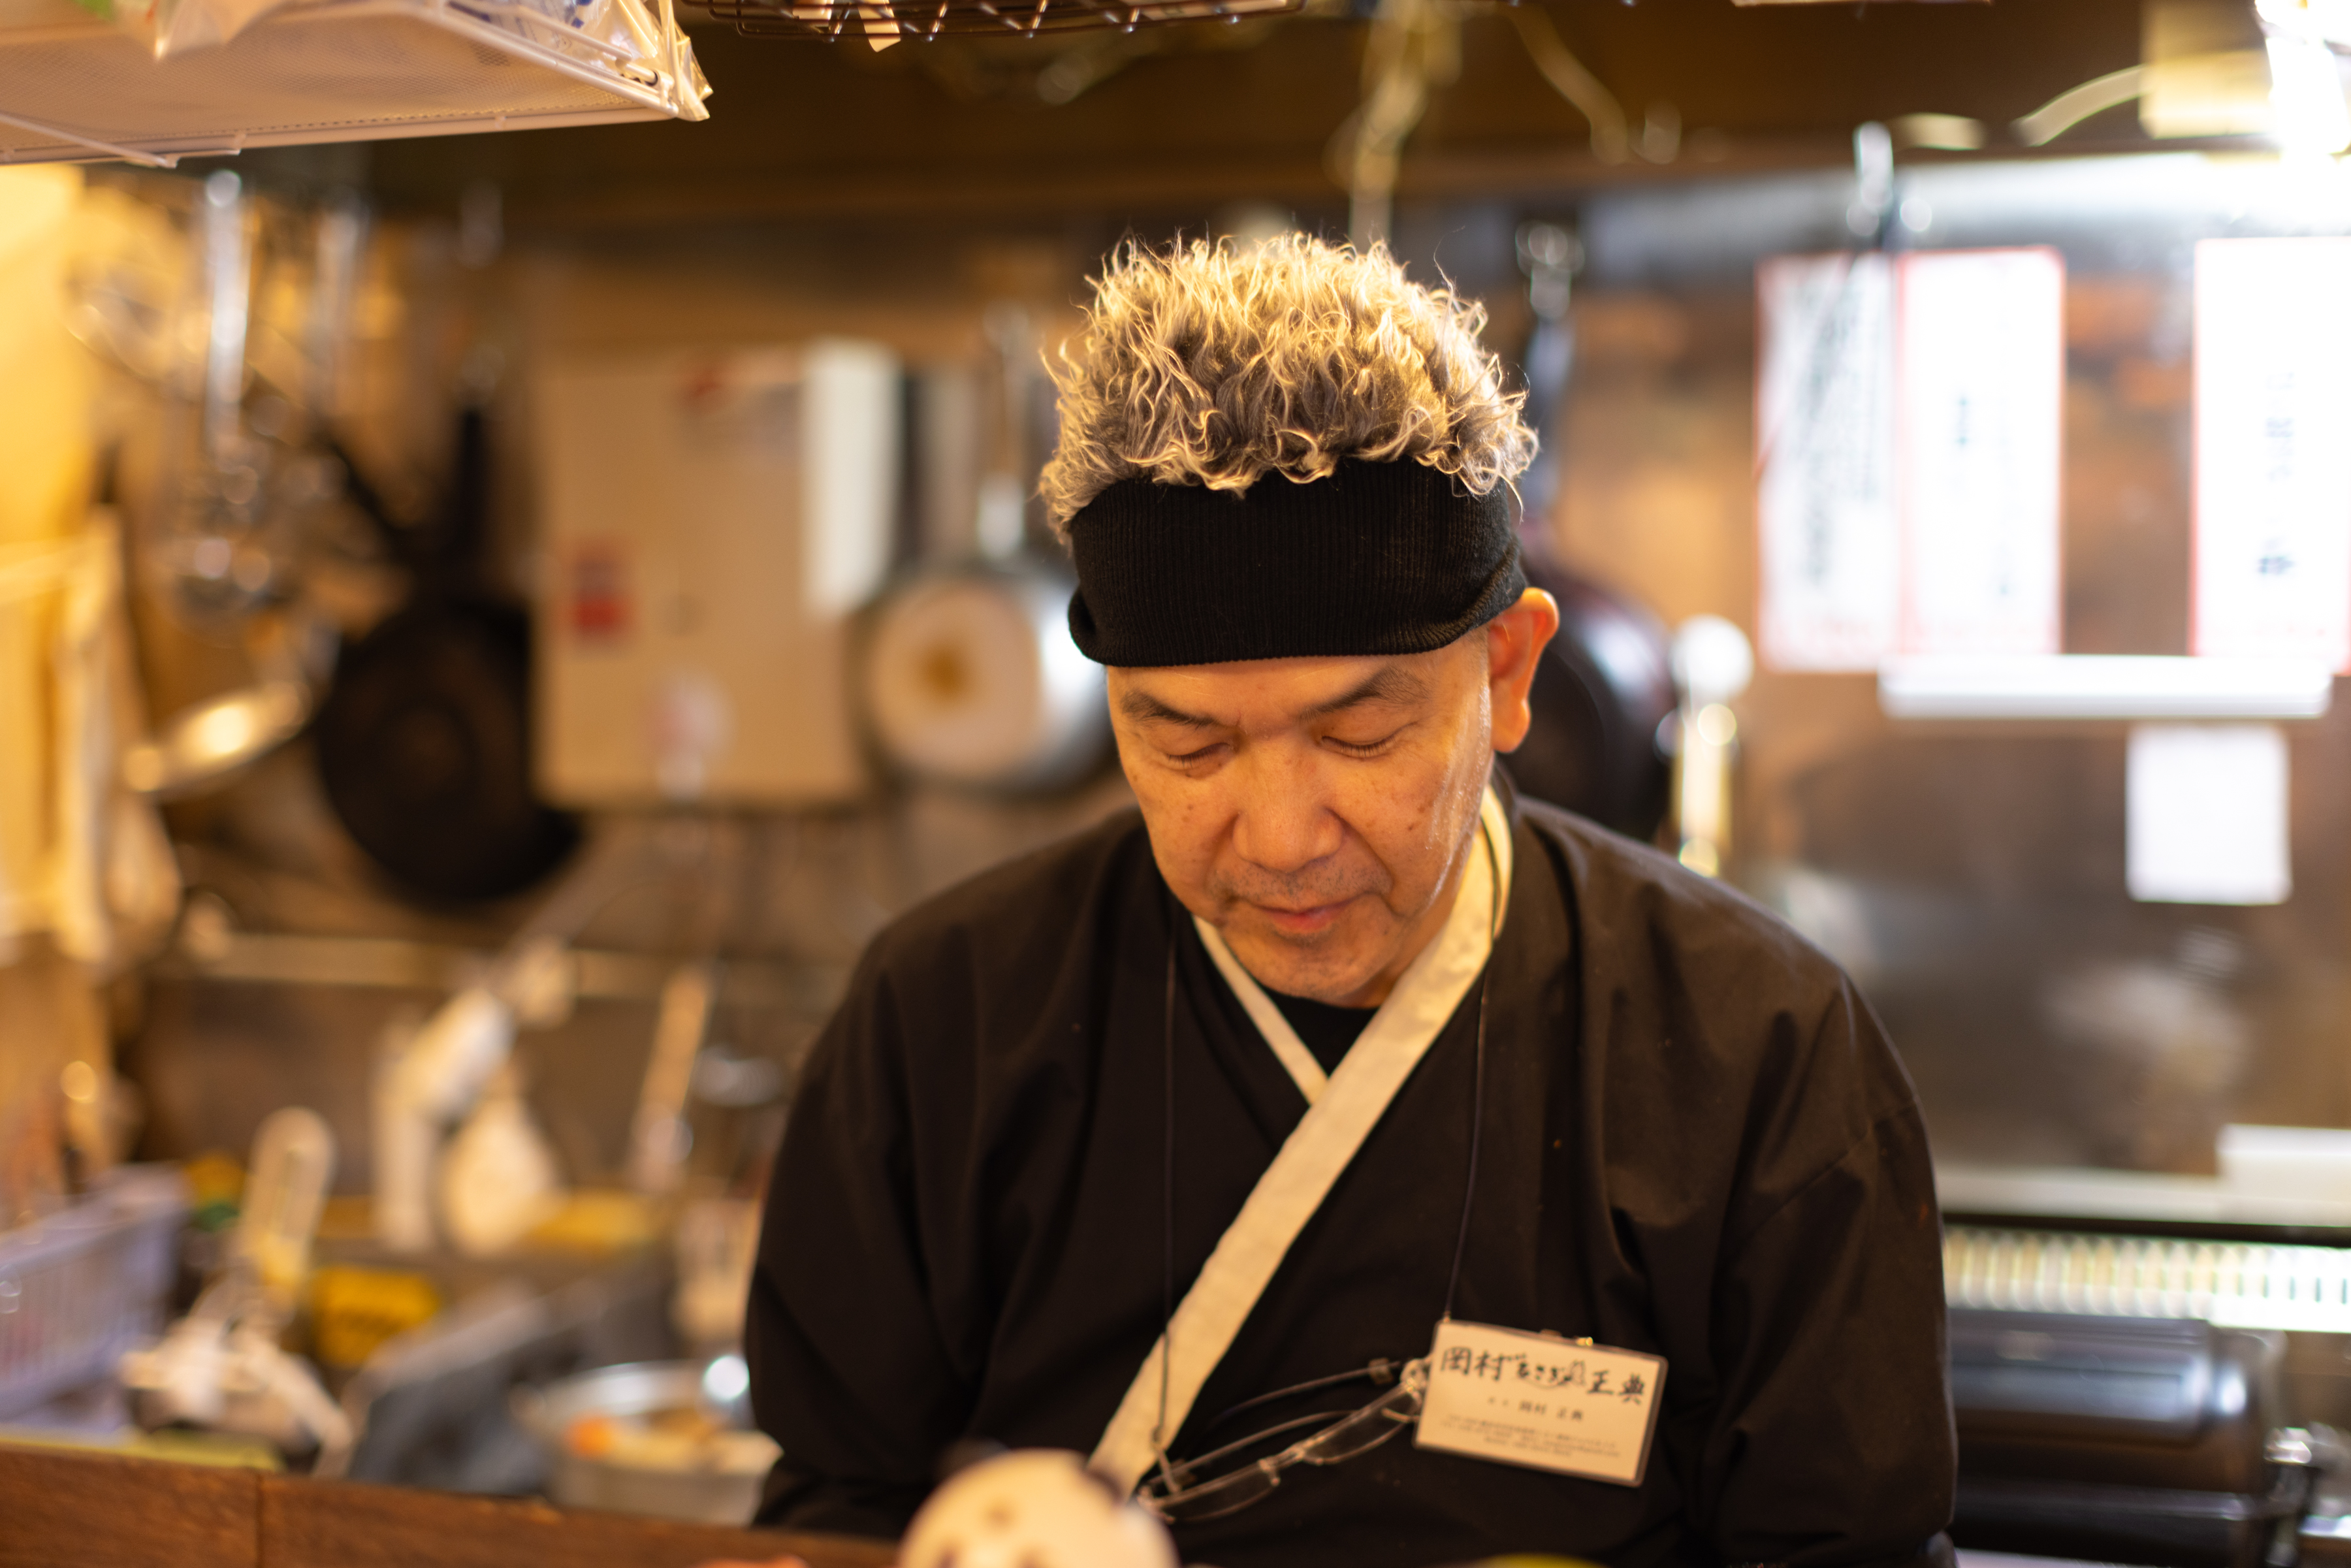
[1064,458,1525,667]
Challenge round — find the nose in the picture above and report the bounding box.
[1228,748,1343,874]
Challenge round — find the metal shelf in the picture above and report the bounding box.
[1879,655,2336,721]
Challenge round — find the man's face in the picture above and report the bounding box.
[1108,590,1558,1008]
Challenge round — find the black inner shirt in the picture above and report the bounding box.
[1265,989,1381,1076]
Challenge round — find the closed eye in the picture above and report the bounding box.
[1323,728,1404,758]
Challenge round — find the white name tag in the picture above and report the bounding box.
[1413,1319,1667,1486]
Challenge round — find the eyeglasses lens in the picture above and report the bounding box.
[1301,1384,1421,1462]
[1150,1460,1281,1521]
[1142,1373,1426,1522]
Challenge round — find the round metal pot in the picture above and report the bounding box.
[511,1358,774,1526]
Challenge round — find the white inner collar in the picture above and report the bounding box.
[1193,784,1513,1104]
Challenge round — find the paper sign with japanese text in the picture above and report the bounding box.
[1755,251,1900,671]
[2193,237,2351,671]
[1897,247,2065,657]
[1758,247,2067,669]
[1413,1319,1666,1486]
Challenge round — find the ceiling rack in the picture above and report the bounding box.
[0,0,709,169]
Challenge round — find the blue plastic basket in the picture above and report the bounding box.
[0,1166,187,1420]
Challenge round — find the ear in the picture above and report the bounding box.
[1486,587,1560,754]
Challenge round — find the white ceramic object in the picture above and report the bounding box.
[436,1072,564,1257]
[900,1450,1177,1568]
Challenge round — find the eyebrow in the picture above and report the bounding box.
[1118,688,1218,728]
[1117,663,1431,729]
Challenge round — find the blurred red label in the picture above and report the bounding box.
[569,541,631,642]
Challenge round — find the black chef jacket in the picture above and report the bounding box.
[746,786,1955,1568]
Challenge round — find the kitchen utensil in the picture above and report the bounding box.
[155,170,282,631]
[376,935,569,1254]
[510,1358,778,1524]
[1501,219,1675,842]
[374,827,694,1253]
[120,675,308,799]
[123,186,364,802]
[627,963,713,1196]
[435,1064,564,1257]
[60,195,185,389]
[672,1200,759,1350]
[120,1108,351,1466]
[1508,558,1676,842]
[314,406,578,901]
[300,196,366,421]
[859,298,1106,794]
[858,558,1110,793]
[1514,219,1581,524]
[1951,1307,2316,1568]
[233,1105,336,1317]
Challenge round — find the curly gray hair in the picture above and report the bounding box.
[1038,234,1537,534]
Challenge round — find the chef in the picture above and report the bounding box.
[744,235,1955,1568]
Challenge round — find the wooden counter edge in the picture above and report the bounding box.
[0,1442,895,1568]
[0,1440,257,1568]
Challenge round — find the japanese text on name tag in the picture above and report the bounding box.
[1413,1320,1666,1486]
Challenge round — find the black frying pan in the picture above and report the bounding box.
[315,408,577,903]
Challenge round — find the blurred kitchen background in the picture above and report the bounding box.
[14,0,2351,1557]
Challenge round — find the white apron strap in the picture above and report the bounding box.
[1089,788,1513,1494]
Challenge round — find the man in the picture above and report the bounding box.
[746,236,1954,1568]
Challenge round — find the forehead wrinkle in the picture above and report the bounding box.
[1300,662,1431,720]
[1115,657,1435,733]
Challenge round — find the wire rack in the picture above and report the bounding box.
[690,0,1299,40]
[0,0,707,171]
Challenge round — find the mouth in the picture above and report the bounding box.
[1247,899,1352,938]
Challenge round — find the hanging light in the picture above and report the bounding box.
[2259,0,2351,158]
[2258,0,2351,48]
[2266,31,2351,155]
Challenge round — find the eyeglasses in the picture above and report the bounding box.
[1137,1358,1429,1522]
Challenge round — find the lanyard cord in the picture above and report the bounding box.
[1443,807,1504,1321]
[1441,971,1490,1322]
[1154,937,1179,1490]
